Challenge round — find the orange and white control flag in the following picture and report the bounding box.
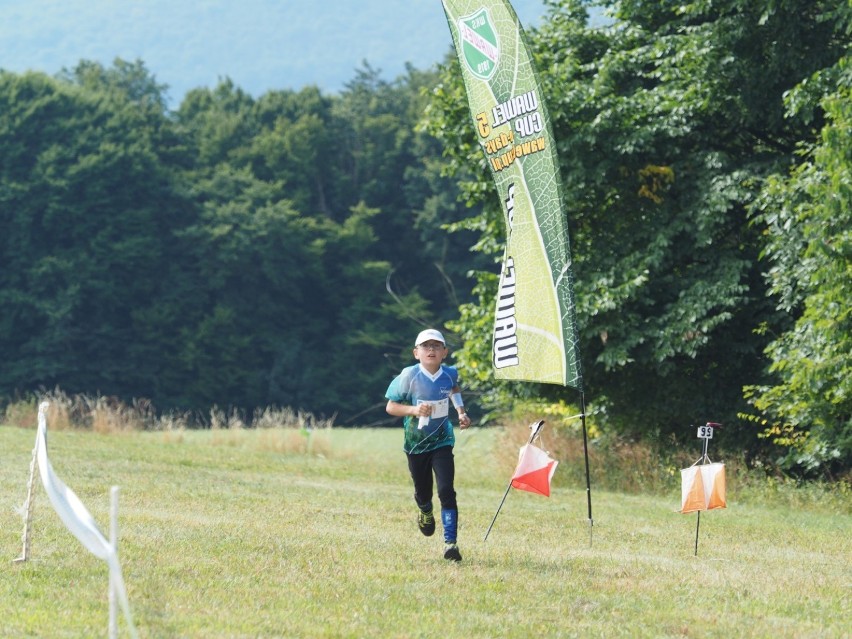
[680,462,726,513]
[511,443,558,497]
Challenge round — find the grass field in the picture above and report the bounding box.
[1,423,849,638]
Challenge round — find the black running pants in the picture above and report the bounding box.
[406,445,457,511]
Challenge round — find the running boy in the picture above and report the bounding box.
[385,328,471,561]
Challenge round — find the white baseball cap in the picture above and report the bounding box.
[415,329,446,346]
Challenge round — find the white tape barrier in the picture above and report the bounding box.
[36,402,138,638]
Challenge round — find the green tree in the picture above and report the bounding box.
[1,59,485,423]
[423,0,848,456]
[171,75,461,419]
[0,66,194,402]
[334,64,487,322]
[748,51,852,477]
[170,165,325,409]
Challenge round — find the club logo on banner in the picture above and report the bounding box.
[459,8,499,79]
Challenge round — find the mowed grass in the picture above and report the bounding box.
[1,424,849,638]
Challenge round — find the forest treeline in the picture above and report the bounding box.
[1,0,849,478]
[0,60,485,424]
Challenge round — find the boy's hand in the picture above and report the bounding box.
[413,403,432,417]
[458,413,471,429]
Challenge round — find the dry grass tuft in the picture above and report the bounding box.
[2,397,39,429]
[254,427,333,456]
[2,390,334,458]
[251,406,335,430]
[206,406,335,455]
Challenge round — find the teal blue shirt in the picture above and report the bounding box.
[385,364,459,454]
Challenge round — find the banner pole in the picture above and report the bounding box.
[580,392,593,545]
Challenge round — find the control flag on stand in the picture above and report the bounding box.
[680,462,727,513]
[511,443,558,497]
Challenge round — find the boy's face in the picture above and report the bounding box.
[413,340,448,370]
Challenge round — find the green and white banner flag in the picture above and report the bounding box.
[441,0,583,390]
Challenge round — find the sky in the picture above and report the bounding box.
[1,0,551,106]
